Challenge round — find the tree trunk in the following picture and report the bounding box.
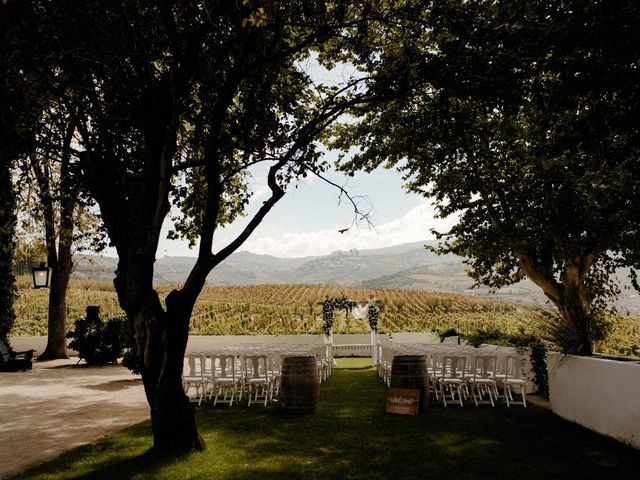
[38,259,72,360]
[36,144,77,361]
[151,292,204,453]
[554,285,594,356]
[517,251,596,356]
[118,268,205,454]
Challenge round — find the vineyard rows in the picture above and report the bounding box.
[12,278,640,357]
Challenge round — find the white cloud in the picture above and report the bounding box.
[251,184,271,200]
[240,200,458,258]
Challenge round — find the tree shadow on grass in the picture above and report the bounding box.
[191,365,639,480]
[13,362,640,480]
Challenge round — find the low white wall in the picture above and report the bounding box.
[186,334,324,353]
[390,332,439,343]
[548,352,640,450]
[331,334,371,345]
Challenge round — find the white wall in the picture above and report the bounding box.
[390,332,439,343]
[186,334,324,352]
[548,352,640,450]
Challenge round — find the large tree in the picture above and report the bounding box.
[337,0,640,355]
[3,0,98,358]
[19,104,98,360]
[15,0,376,454]
[0,0,49,344]
[0,162,17,343]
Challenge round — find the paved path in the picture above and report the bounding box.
[0,358,148,479]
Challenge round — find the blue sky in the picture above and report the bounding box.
[156,156,457,258]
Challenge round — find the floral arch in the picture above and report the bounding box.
[321,295,379,334]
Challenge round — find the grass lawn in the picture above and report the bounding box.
[15,358,640,480]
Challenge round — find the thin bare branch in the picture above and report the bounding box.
[305,164,375,234]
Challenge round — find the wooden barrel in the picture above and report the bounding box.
[280,356,320,413]
[390,355,430,411]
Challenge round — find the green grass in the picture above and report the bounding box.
[14,359,640,480]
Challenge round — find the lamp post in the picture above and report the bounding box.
[32,262,52,289]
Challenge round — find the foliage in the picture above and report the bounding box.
[367,303,379,331]
[322,295,381,333]
[336,0,640,356]
[1,0,54,344]
[66,314,128,366]
[15,359,640,480]
[322,296,355,334]
[438,328,459,342]
[0,165,17,341]
[121,347,141,376]
[9,1,383,452]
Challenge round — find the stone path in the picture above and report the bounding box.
[0,358,148,479]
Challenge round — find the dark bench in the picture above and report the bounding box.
[0,339,35,372]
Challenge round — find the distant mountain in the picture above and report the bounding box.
[72,241,447,285]
[70,241,640,314]
[363,264,550,306]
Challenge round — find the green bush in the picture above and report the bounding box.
[66,313,128,365]
[438,327,459,342]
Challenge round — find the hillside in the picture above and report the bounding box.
[363,264,549,306]
[71,241,451,286]
[70,241,640,315]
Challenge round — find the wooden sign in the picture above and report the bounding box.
[386,388,420,416]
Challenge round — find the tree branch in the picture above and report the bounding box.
[306,165,374,233]
[516,250,562,303]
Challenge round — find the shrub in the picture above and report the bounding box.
[66,313,128,365]
[438,327,459,342]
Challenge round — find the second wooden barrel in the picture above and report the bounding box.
[280,356,320,413]
[390,355,430,411]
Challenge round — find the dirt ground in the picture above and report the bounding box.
[0,357,148,479]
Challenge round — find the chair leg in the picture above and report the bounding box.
[488,385,495,407]
[197,384,204,406]
[432,377,440,401]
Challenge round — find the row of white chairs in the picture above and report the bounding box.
[182,345,331,407]
[379,343,529,407]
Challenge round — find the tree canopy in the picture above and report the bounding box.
[5,0,379,454]
[336,0,640,354]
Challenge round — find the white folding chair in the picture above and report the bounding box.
[211,354,241,406]
[182,353,207,406]
[437,355,467,407]
[497,354,528,407]
[243,354,272,406]
[267,352,283,399]
[467,355,499,407]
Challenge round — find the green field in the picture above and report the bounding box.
[13,277,640,357]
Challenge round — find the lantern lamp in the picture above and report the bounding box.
[32,262,51,289]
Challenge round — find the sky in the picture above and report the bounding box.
[155,155,458,259]
[105,58,458,260]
